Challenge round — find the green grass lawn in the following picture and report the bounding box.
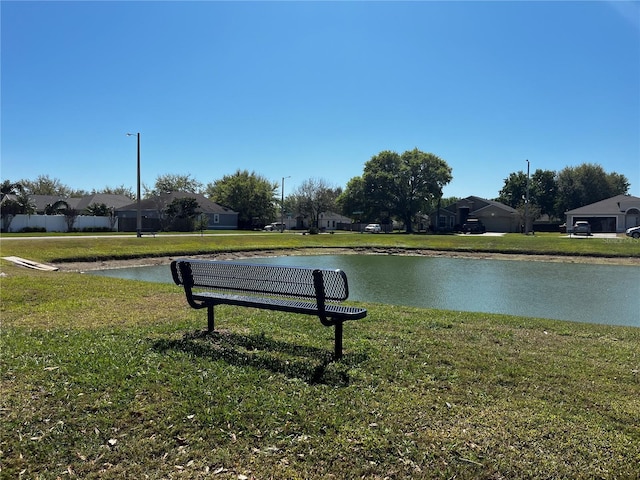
[1,231,639,264]
[1,233,639,479]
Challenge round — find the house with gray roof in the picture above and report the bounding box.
[115,192,238,232]
[24,194,132,214]
[431,196,520,233]
[565,194,640,233]
[1,193,132,232]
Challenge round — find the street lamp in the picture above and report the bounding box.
[126,132,142,237]
[281,176,291,232]
[525,159,530,235]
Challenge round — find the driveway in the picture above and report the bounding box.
[562,233,620,239]
[455,232,506,237]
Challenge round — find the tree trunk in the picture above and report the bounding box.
[404,213,413,233]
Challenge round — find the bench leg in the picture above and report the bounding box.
[207,306,214,332]
[334,321,343,360]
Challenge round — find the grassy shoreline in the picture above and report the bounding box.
[2,231,639,265]
[2,233,639,478]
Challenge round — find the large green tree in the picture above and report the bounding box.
[206,170,277,229]
[554,163,629,216]
[497,171,528,208]
[336,176,374,222]
[498,163,629,220]
[497,168,557,218]
[531,169,557,218]
[91,185,136,200]
[163,197,201,231]
[363,148,452,233]
[148,174,203,197]
[20,175,86,196]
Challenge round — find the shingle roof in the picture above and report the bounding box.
[75,194,133,210]
[442,196,516,214]
[565,194,640,215]
[116,192,237,214]
[29,195,81,211]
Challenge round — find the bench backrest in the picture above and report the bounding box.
[170,259,350,302]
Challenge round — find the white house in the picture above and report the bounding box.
[288,211,353,231]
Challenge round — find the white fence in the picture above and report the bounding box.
[4,214,117,233]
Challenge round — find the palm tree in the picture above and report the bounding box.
[1,180,25,200]
[1,181,32,231]
[43,200,78,232]
[44,200,69,215]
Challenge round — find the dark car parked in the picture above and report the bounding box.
[572,221,591,235]
[462,219,486,234]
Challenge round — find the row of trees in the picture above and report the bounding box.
[2,154,631,232]
[497,163,630,220]
[98,149,452,232]
[149,173,344,230]
[1,177,136,200]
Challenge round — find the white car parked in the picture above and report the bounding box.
[626,225,640,239]
[364,223,382,233]
[263,222,286,232]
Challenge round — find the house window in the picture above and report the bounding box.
[213,214,219,224]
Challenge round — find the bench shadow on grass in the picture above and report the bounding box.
[152,330,367,387]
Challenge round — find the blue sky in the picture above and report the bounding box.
[2,1,639,200]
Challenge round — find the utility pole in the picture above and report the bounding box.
[126,132,142,237]
[525,159,530,235]
[281,176,290,232]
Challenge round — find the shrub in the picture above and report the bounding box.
[80,227,113,233]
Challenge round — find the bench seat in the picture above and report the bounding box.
[192,291,368,319]
[171,259,367,359]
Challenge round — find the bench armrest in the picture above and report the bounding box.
[312,269,332,326]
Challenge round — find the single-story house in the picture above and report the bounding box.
[317,211,353,231]
[17,194,132,214]
[115,192,238,232]
[431,196,520,233]
[565,194,640,233]
[285,211,353,231]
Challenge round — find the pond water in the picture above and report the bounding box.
[89,255,640,327]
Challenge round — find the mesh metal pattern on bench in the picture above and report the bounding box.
[170,259,367,359]
[172,260,349,301]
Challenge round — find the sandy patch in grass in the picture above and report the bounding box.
[54,247,640,272]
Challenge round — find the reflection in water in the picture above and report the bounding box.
[89,255,639,327]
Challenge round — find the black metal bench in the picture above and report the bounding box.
[170,259,367,360]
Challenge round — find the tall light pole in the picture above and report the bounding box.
[281,176,291,232]
[126,132,142,237]
[525,159,530,235]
